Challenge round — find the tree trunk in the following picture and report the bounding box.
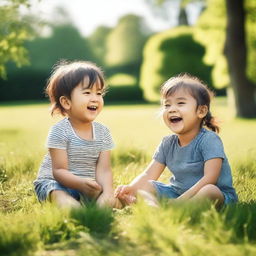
[224,0,256,118]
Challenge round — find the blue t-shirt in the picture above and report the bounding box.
[153,128,237,199]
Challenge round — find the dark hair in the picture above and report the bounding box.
[160,73,219,133]
[45,60,106,116]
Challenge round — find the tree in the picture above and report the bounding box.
[224,0,256,117]
[0,24,96,101]
[0,0,34,78]
[145,0,190,26]
[146,0,256,117]
[89,26,112,67]
[26,24,95,72]
[105,14,150,78]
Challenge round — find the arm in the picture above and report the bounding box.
[177,158,222,201]
[95,150,114,195]
[50,148,102,196]
[115,159,166,198]
[95,150,117,206]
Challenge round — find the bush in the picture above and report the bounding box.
[105,85,143,102]
[140,26,213,102]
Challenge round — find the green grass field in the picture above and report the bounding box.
[0,98,256,256]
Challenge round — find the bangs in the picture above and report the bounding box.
[76,68,105,90]
[161,80,194,99]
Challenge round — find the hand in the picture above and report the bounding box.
[114,185,136,205]
[79,178,102,199]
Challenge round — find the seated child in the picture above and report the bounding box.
[34,60,121,208]
[115,74,238,208]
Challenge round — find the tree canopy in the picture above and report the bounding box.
[0,0,33,78]
[105,14,150,75]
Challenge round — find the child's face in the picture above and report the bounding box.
[65,77,104,123]
[162,89,206,136]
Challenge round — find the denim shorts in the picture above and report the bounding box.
[151,181,180,199]
[34,179,81,202]
[151,181,238,205]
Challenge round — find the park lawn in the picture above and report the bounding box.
[0,97,256,256]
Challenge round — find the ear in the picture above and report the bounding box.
[197,105,208,119]
[59,96,71,111]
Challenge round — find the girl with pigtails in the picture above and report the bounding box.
[115,74,238,207]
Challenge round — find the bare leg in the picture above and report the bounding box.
[192,184,224,208]
[50,190,81,209]
[137,180,159,207]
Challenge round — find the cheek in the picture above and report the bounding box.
[162,111,169,122]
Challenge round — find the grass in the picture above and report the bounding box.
[0,97,256,255]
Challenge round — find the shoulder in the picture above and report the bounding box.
[162,134,177,143]
[197,128,224,151]
[200,128,222,143]
[93,122,111,133]
[93,122,113,140]
[49,118,69,136]
[159,134,177,148]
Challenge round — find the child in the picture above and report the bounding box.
[34,60,120,208]
[115,74,238,207]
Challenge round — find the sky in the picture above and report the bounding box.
[26,0,188,36]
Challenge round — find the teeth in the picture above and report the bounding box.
[88,106,97,110]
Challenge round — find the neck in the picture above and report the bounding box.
[68,117,94,140]
[177,127,201,147]
[68,117,92,130]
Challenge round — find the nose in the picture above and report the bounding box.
[168,105,177,113]
[90,93,99,102]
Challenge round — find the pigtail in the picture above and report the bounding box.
[203,111,220,133]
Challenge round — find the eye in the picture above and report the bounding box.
[178,102,185,105]
[97,91,103,96]
[164,104,170,109]
[83,90,91,95]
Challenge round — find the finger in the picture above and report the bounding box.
[123,194,136,204]
[114,185,124,197]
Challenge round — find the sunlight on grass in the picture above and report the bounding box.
[107,73,137,86]
[0,98,256,255]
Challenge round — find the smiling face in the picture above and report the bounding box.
[162,88,207,137]
[60,76,104,124]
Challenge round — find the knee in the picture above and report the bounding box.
[197,184,223,201]
[50,190,81,208]
[197,184,218,196]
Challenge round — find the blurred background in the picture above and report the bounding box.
[0,0,255,118]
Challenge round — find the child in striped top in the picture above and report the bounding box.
[34,60,121,209]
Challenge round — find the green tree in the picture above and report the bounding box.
[0,0,33,78]
[146,0,256,117]
[140,26,212,102]
[145,0,189,26]
[26,24,95,72]
[89,26,112,66]
[196,0,256,117]
[105,14,150,77]
[0,24,96,101]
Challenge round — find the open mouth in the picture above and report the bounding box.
[87,106,97,111]
[169,117,182,123]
